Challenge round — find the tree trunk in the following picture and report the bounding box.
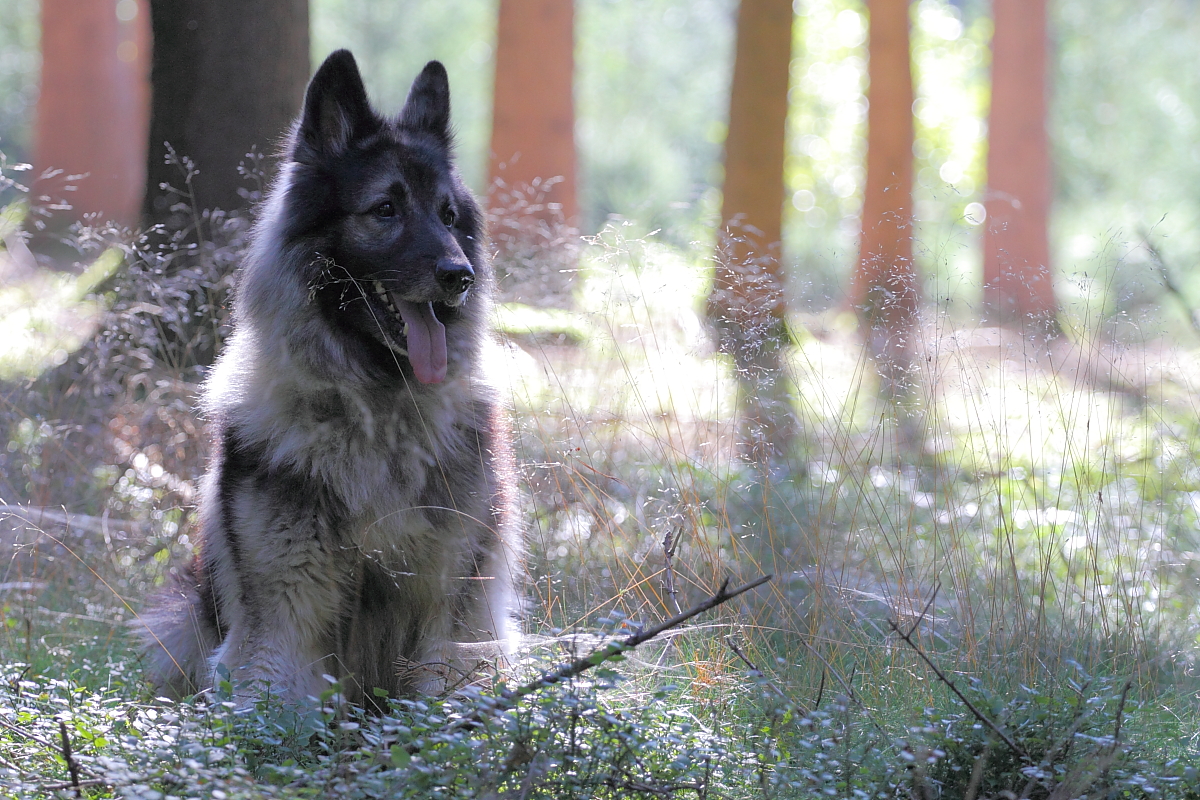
[854,0,918,399]
[983,0,1057,330]
[35,0,150,228]
[707,0,796,462]
[487,0,578,307]
[142,0,310,227]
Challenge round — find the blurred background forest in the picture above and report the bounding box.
[2,1,1200,796]
[2,0,1200,314]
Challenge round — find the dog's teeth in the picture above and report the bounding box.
[374,281,387,297]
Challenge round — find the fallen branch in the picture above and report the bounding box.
[725,635,809,718]
[57,720,82,797]
[1141,228,1200,338]
[886,617,1028,762]
[0,505,148,537]
[661,529,683,615]
[0,714,59,751]
[440,574,772,740]
[38,778,107,792]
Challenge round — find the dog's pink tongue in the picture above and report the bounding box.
[396,300,447,384]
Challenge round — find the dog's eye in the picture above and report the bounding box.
[440,204,456,228]
[373,201,396,218]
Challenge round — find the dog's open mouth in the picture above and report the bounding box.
[371,281,448,384]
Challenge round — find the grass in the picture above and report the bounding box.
[0,179,1199,796]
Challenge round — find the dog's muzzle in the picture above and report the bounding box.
[435,259,474,296]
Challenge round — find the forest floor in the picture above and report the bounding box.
[1,235,1199,797]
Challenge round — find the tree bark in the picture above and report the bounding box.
[707,0,796,462]
[142,0,310,227]
[983,0,1057,330]
[35,0,150,228]
[486,0,578,306]
[854,0,918,399]
[488,0,578,225]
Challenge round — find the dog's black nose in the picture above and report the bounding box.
[435,260,475,294]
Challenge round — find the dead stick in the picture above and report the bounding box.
[887,618,1028,761]
[503,574,770,703]
[904,586,940,639]
[1111,679,1131,745]
[1092,679,1134,791]
[725,635,809,718]
[661,529,683,615]
[442,574,773,738]
[39,778,106,792]
[58,719,81,797]
[0,714,58,751]
[1141,228,1200,338]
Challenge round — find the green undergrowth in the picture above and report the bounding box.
[2,153,1200,794]
[0,643,1196,798]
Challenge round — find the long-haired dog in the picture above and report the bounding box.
[141,50,522,706]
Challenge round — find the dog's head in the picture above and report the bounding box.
[280,50,486,385]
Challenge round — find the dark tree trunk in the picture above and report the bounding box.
[983,0,1057,331]
[707,0,797,462]
[142,0,310,226]
[854,0,918,400]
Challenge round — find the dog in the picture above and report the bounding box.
[140,50,522,707]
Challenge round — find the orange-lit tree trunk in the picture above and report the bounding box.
[707,0,796,461]
[488,0,577,224]
[487,0,578,305]
[35,0,150,227]
[984,0,1057,330]
[855,0,918,397]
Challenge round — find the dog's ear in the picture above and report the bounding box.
[398,61,451,146]
[298,49,378,157]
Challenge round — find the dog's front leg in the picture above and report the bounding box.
[210,597,339,706]
[205,513,350,706]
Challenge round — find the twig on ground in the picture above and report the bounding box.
[1086,678,1134,793]
[0,714,59,751]
[1141,228,1200,338]
[57,719,81,797]
[437,574,773,742]
[962,742,989,800]
[661,528,683,615]
[38,778,107,792]
[903,587,940,639]
[1111,678,1131,745]
[1017,681,1092,799]
[725,635,809,718]
[798,641,856,705]
[886,617,1028,762]
[795,639,888,738]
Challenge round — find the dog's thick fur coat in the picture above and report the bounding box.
[141,51,521,706]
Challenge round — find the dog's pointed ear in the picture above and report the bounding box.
[398,61,451,145]
[298,50,377,157]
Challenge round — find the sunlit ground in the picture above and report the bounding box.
[487,230,1200,698]
[0,245,119,380]
[1,227,1197,707]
